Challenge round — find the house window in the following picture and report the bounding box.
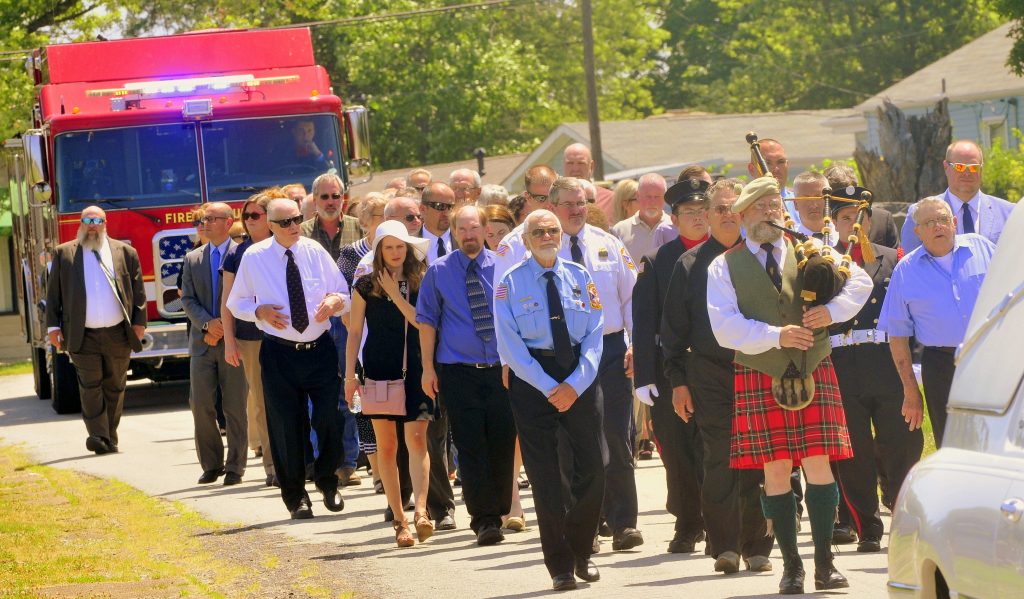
[982,116,1007,149]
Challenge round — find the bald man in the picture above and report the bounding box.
[564,143,615,222]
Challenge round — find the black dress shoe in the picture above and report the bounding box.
[289,498,314,520]
[436,515,457,530]
[223,472,242,486]
[551,573,577,591]
[814,565,849,590]
[85,436,111,455]
[779,564,805,595]
[574,557,600,582]
[857,537,882,553]
[318,484,345,512]
[667,531,698,554]
[265,473,275,487]
[611,528,644,551]
[591,535,601,554]
[598,520,612,537]
[384,506,396,523]
[107,443,119,453]
[476,524,504,546]
[832,525,857,544]
[197,468,225,484]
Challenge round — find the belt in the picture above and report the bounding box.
[924,345,957,355]
[264,334,323,351]
[529,345,581,359]
[829,329,889,348]
[450,362,501,369]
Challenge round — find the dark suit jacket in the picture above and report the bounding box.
[45,238,147,353]
[868,207,900,249]
[632,238,685,391]
[180,240,237,356]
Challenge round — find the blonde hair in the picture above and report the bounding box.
[612,178,639,223]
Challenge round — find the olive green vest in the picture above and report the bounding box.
[724,241,830,378]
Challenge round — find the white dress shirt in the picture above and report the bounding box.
[83,239,125,329]
[421,227,452,266]
[227,236,350,342]
[797,223,839,247]
[706,237,872,355]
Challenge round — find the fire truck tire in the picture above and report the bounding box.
[50,351,82,415]
[33,347,52,400]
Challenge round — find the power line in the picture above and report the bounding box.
[271,0,542,30]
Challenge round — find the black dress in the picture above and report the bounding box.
[354,276,436,422]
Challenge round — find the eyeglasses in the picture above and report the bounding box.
[401,214,423,223]
[750,200,783,213]
[557,201,587,210]
[81,217,105,225]
[526,192,549,203]
[242,212,264,221]
[423,200,454,213]
[319,192,343,200]
[710,205,733,215]
[270,215,304,228]
[413,185,427,193]
[676,208,706,218]
[529,227,562,239]
[919,215,953,229]
[195,215,229,224]
[949,162,982,173]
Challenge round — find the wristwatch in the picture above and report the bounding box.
[202,321,209,331]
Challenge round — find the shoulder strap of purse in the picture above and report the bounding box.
[92,248,133,324]
[401,282,409,379]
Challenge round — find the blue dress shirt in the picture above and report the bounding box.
[879,233,996,347]
[416,249,501,365]
[494,256,604,396]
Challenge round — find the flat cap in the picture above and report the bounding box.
[732,176,780,213]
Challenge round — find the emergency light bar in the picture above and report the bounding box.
[86,73,300,99]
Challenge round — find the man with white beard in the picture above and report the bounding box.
[45,205,147,455]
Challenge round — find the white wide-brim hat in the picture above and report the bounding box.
[372,220,430,261]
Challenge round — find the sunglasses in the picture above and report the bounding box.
[529,227,562,239]
[423,200,453,212]
[949,162,982,173]
[242,212,264,221]
[709,204,733,215]
[401,214,423,222]
[81,217,105,225]
[270,215,304,227]
[319,192,343,200]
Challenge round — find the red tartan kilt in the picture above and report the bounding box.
[730,356,853,469]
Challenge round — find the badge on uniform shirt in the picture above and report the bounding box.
[587,282,602,309]
[495,282,508,300]
[620,246,636,271]
[496,242,510,257]
[572,285,581,296]
[598,247,609,259]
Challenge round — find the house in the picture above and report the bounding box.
[828,23,1021,151]
[350,153,529,195]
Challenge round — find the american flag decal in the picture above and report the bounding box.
[157,233,195,315]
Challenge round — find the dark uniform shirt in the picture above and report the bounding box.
[631,238,686,391]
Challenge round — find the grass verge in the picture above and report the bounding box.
[0,360,32,377]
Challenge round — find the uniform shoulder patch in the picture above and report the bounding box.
[620,246,636,271]
[587,281,602,309]
[496,242,510,257]
[495,282,508,300]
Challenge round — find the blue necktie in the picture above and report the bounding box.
[466,259,494,343]
[961,203,975,234]
[210,246,221,317]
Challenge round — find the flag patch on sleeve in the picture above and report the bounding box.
[496,243,510,257]
[620,246,636,271]
[495,282,508,300]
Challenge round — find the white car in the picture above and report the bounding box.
[887,201,1024,598]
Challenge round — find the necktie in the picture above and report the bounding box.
[812,232,824,240]
[543,271,574,371]
[961,202,975,234]
[437,238,447,258]
[285,249,309,333]
[569,235,583,264]
[210,246,221,317]
[465,260,495,343]
[761,242,782,291]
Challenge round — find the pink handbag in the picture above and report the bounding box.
[360,306,408,417]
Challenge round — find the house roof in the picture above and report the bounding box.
[350,152,529,195]
[855,22,1019,112]
[501,109,857,191]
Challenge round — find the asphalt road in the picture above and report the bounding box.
[0,374,891,598]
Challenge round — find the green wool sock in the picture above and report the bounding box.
[805,482,840,568]
[761,491,801,569]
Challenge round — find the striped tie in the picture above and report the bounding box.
[466,259,494,343]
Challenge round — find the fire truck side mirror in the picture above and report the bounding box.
[23,130,52,205]
[342,106,372,185]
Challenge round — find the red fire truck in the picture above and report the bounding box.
[3,28,372,413]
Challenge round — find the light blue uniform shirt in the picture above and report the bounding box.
[494,257,604,397]
[878,233,995,347]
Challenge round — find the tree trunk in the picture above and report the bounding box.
[854,98,951,205]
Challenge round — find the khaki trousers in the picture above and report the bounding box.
[238,338,273,474]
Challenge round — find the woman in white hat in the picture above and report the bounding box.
[343,221,435,548]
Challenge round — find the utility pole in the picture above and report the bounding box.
[581,0,604,180]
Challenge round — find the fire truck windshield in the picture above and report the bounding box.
[55,114,344,211]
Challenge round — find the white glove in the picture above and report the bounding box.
[635,384,658,407]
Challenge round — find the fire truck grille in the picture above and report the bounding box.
[154,231,196,318]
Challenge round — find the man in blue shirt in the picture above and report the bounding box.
[417,206,516,547]
[880,197,996,448]
[495,209,606,591]
[901,140,1014,252]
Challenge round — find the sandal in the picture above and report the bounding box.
[414,511,434,542]
[374,479,385,494]
[394,521,415,548]
[502,514,526,532]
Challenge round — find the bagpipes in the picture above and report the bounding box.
[746,132,872,410]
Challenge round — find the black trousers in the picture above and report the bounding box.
[832,344,924,541]
[921,347,956,448]
[510,355,607,577]
[596,332,639,531]
[440,363,517,532]
[260,333,342,511]
[649,378,705,538]
[688,353,773,558]
[71,325,132,446]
